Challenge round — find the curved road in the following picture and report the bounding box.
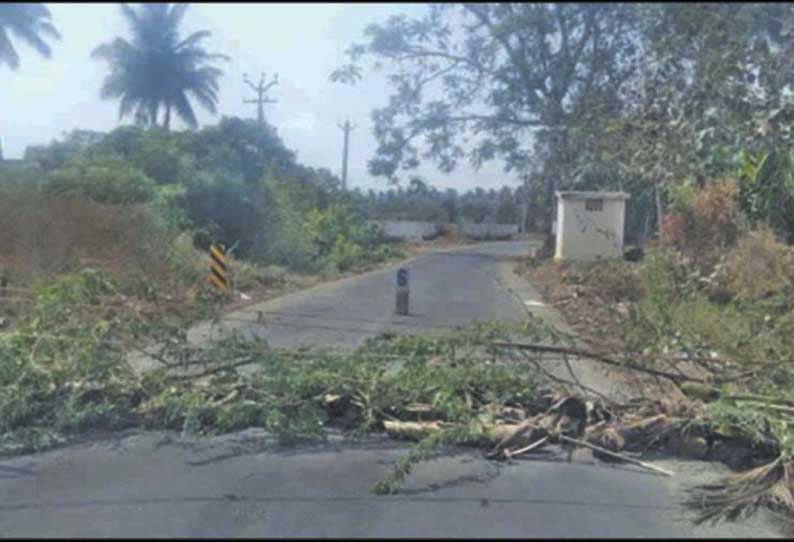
[188,241,537,349]
[0,241,783,537]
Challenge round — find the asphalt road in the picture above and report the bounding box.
[0,430,781,538]
[187,241,538,350]
[0,241,784,537]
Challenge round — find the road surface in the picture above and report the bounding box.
[188,241,540,349]
[0,241,784,537]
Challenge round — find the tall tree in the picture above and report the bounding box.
[92,3,228,130]
[332,3,642,249]
[0,3,59,70]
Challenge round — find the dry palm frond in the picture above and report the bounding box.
[686,455,794,525]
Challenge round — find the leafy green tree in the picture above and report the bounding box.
[92,3,228,130]
[185,116,296,183]
[332,3,642,247]
[24,130,105,171]
[0,3,59,70]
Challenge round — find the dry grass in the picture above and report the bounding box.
[721,227,794,301]
[0,191,204,290]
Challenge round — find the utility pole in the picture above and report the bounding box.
[337,118,356,190]
[243,72,279,131]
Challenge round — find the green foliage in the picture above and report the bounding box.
[302,204,391,272]
[42,156,158,205]
[737,149,794,243]
[90,126,194,185]
[0,292,544,472]
[24,130,105,172]
[15,118,398,272]
[665,180,697,214]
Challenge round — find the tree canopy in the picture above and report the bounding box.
[333,3,794,242]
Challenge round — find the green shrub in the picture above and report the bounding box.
[737,149,794,243]
[665,179,697,213]
[302,203,391,272]
[42,156,157,205]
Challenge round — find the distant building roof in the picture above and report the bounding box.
[556,191,630,200]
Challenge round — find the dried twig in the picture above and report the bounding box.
[506,436,549,459]
[494,341,707,384]
[558,434,674,477]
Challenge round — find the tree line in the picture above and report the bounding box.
[6,3,794,247]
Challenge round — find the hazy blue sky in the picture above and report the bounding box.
[0,3,521,191]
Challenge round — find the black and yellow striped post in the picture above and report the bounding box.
[209,243,231,294]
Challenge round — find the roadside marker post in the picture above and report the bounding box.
[209,243,231,296]
[396,267,410,315]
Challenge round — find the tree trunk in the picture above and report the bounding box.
[654,179,664,243]
[164,102,171,131]
[543,175,557,257]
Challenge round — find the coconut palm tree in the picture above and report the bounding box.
[0,3,60,70]
[92,3,228,130]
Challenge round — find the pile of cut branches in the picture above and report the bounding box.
[3,274,794,527]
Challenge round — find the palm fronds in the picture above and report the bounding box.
[93,3,226,129]
[687,455,794,525]
[0,3,60,69]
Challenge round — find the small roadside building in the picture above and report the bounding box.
[554,191,629,261]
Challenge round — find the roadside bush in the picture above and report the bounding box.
[721,227,794,301]
[232,261,288,291]
[662,179,741,273]
[180,173,272,259]
[303,204,396,272]
[576,261,645,303]
[42,156,158,205]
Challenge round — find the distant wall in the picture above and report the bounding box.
[369,221,443,241]
[461,223,519,241]
[369,220,519,242]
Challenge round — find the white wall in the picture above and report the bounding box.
[554,196,626,261]
[462,223,519,240]
[369,221,442,241]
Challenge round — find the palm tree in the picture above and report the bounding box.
[92,3,228,130]
[0,3,60,70]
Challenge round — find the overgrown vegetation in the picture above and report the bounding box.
[0,270,550,491]
[524,170,794,524]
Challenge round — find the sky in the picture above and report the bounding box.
[0,2,522,192]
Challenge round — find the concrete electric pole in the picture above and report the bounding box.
[243,72,279,130]
[337,119,356,190]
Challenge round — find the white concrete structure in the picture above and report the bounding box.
[368,221,442,241]
[462,223,518,241]
[554,191,629,261]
